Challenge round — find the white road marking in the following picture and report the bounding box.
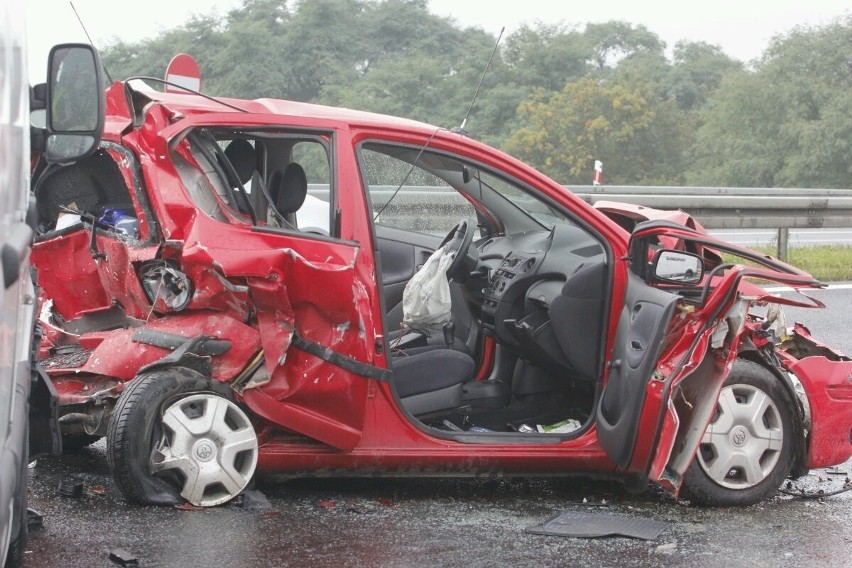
[763,283,852,292]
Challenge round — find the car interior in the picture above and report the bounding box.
[32,147,136,236]
[201,132,614,440]
[359,142,611,438]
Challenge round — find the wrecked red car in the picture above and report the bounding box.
[30,45,852,509]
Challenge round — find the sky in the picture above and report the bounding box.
[24,0,852,83]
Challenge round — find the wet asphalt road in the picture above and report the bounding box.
[19,286,852,568]
[20,450,852,568]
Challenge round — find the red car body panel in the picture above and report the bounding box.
[776,323,852,468]
[29,79,852,500]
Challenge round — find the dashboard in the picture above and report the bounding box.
[469,224,607,377]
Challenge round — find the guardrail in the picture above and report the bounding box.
[311,184,852,260]
[570,186,852,260]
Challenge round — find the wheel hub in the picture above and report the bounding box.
[697,383,784,490]
[192,439,217,463]
[730,426,748,447]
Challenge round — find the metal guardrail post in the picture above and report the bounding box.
[777,228,789,261]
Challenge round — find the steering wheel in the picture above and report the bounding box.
[439,218,475,282]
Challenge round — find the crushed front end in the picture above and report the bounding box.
[773,322,852,469]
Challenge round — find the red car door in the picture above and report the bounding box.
[159,123,382,452]
[595,221,823,493]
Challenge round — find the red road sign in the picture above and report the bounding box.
[165,53,201,94]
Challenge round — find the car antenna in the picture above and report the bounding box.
[375,27,504,222]
[70,1,114,83]
[451,26,504,136]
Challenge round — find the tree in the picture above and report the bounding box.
[101,15,226,86]
[686,71,784,187]
[207,4,291,99]
[582,21,666,70]
[664,41,743,111]
[274,0,366,101]
[321,4,503,136]
[687,16,852,188]
[505,77,689,185]
[762,18,852,188]
[502,23,591,92]
[95,1,850,190]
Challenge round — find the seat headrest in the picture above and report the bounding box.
[273,163,308,215]
[224,139,256,184]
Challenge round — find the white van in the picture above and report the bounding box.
[0,0,92,564]
[0,0,38,564]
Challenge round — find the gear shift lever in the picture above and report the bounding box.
[442,321,455,349]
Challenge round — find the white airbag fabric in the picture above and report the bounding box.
[401,245,453,329]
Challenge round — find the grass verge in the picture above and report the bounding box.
[725,245,852,282]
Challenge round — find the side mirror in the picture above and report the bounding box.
[45,44,105,164]
[652,249,704,285]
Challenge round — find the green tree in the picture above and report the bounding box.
[687,17,852,188]
[321,3,503,136]
[764,19,852,188]
[96,0,851,190]
[505,77,688,185]
[686,72,784,186]
[275,0,366,101]
[664,41,743,110]
[101,15,226,87]
[583,21,666,70]
[206,0,291,98]
[502,23,591,92]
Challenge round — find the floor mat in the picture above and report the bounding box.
[525,510,669,540]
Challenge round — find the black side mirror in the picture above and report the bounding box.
[45,43,105,164]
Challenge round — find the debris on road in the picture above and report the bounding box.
[108,548,139,566]
[238,489,274,512]
[525,510,669,540]
[58,477,83,498]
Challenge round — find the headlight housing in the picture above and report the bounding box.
[139,260,192,313]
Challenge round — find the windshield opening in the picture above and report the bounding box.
[359,141,583,237]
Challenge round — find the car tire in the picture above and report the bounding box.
[683,359,795,506]
[106,367,258,507]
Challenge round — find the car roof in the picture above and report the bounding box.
[118,81,441,135]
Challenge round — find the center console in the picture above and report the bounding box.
[482,253,540,333]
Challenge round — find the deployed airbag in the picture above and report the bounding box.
[401,245,453,329]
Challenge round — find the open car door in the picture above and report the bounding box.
[163,124,380,453]
[595,271,679,470]
[595,220,824,492]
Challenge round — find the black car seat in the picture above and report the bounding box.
[33,149,134,234]
[222,139,257,214]
[223,139,256,185]
[392,348,476,416]
[267,163,308,228]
